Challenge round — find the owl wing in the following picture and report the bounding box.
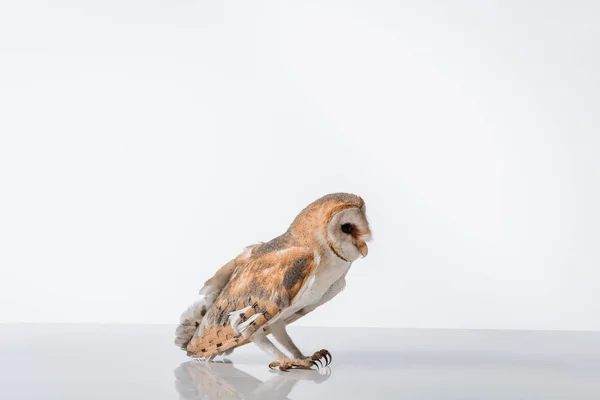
[186,247,318,357]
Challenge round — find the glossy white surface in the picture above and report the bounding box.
[1,324,599,399]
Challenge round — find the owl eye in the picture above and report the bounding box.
[341,223,353,234]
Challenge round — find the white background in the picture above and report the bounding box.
[1,0,598,330]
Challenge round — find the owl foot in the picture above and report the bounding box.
[269,358,319,371]
[308,349,332,367]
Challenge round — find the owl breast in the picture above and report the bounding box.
[269,254,351,325]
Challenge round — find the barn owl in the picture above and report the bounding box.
[174,193,371,371]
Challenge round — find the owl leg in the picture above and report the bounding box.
[251,329,288,360]
[269,321,305,358]
[250,330,317,371]
[270,321,332,367]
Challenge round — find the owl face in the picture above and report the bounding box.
[287,193,372,262]
[325,202,371,262]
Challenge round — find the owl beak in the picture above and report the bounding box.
[355,240,368,258]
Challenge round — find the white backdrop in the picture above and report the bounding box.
[1,0,599,330]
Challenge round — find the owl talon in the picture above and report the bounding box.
[322,349,332,366]
[310,349,332,367]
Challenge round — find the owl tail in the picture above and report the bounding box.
[174,286,215,349]
[174,260,238,350]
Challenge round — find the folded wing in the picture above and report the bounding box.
[186,247,318,358]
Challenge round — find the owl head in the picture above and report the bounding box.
[289,193,372,262]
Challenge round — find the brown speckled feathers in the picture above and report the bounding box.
[187,248,317,356]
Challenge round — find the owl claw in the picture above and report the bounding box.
[310,349,332,368]
[268,350,333,371]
